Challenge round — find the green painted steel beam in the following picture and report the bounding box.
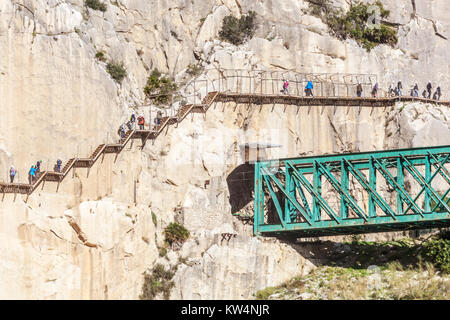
[262,168,313,226]
[258,212,450,234]
[285,162,341,224]
[316,160,368,221]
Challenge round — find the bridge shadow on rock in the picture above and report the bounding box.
[227,163,255,214]
[278,231,445,271]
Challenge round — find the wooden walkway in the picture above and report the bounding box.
[1,91,448,197]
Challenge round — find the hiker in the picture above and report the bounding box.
[426,81,432,99]
[9,165,16,183]
[305,81,314,97]
[137,115,145,130]
[389,82,395,97]
[130,113,136,129]
[422,89,427,98]
[118,124,126,142]
[56,159,62,173]
[356,83,363,97]
[413,83,419,97]
[126,120,133,131]
[371,83,378,98]
[433,91,438,100]
[397,81,403,96]
[436,86,441,101]
[282,80,289,95]
[155,111,163,126]
[35,160,42,175]
[29,165,36,184]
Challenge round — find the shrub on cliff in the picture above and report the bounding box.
[306,0,397,51]
[164,222,190,246]
[85,0,107,12]
[95,51,106,62]
[144,69,178,105]
[140,264,176,300]
[422,238,450,274]
[219,11,257,45]
[106,61,127,83]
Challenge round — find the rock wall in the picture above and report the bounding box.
[0,0,448,299]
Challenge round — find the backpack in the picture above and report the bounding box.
[10,168,15,176]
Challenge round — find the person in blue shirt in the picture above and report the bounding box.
[29,165,37,184]
[305,81,314,97]
[56,159,62,173]
[372,83,379,98]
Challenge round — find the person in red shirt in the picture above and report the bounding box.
[137,115,145,130]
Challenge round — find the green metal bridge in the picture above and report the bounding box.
[254,146,450,238]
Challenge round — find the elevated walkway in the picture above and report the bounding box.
[0,88,448,197]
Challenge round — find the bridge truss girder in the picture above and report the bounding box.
[254,146,450,238]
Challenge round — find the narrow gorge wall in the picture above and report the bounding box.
[0,0,448,299]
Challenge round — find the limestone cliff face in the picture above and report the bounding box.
[0,0,449,299]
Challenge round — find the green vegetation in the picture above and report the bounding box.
[140,264,176,300]
[256,262,449,300]
[164,222,190,246]
[106,61,127,83]
[255,233,450,300]
[185,63,203,77]
[95,51,106,62]
[219,11,257,45]
[422,238,450,274]
[151,211,158,227]
[144,69,178,105]
[255,287,282,300]
[85,0,107,12]
[306,0,397,51]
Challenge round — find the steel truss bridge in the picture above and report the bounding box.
[254,146,450,238]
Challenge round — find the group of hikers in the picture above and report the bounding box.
[117,111,164,142]
[281,79,442,100]
[386,81,441,100]
[282,80,315,97]
[9,159,63,185]
[8,109,168,185]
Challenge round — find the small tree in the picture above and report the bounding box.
[106,61,127,83]
[144,69,178,105]
[95,51,106,62]
[164,222,190,247]
[219,11,257,45]
[85,0,107,12]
